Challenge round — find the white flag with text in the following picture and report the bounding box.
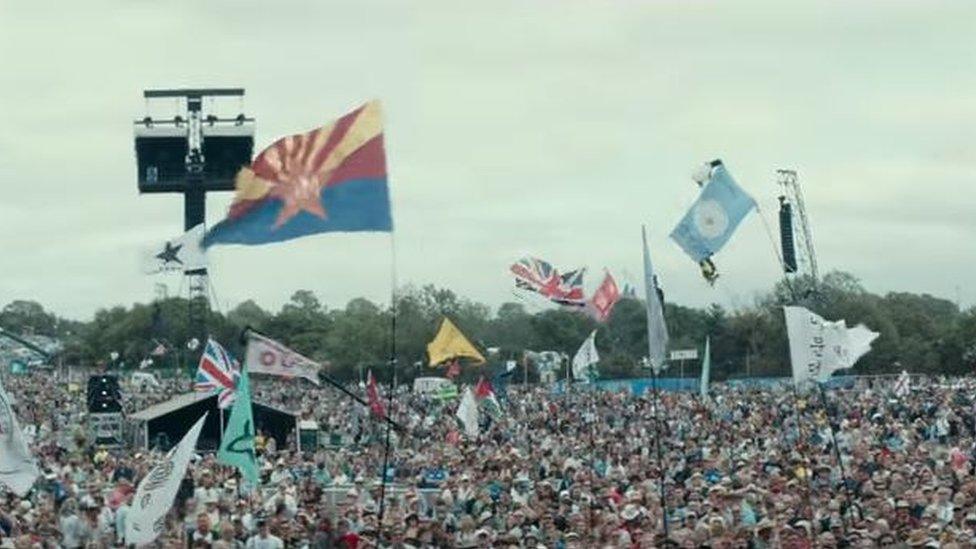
[784,306,878,385]
[572,330,600,382]
[125,414,207,546]
[244,331,321,385]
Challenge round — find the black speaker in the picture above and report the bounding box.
[779,200,798,273]
[88,375,122,413]
[135,125,190,193]
[201,123,255,191]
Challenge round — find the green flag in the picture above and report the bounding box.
[699,337,711,398]
[217,368,258,485]
[434,383,459,401]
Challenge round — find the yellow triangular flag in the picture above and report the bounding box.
[427,318,486,366]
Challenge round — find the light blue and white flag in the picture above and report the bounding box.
[670,162,756,263]
[642,226,669,374]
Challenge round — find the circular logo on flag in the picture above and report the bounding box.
[693,199,729,239]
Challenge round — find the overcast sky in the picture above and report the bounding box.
[1,0,973,320]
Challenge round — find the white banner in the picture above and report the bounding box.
[0,379,40,496]
[455,388,479,437]
[784,306,878,385]
[572,330,599,382]
[244,332,320,385]
[142,224,207,274]
[125,414,207,547]
[669,349,698,361]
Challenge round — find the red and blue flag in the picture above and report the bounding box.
[204,100,391,246]
[194,338,239,409]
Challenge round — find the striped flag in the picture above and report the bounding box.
[194,338,239,409]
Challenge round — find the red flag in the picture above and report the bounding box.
[445,359,461,379]
[150,342,167,357]
[474,377,494,400]
[367,370,386,418]
[587,271,621,322]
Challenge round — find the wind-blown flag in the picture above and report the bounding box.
[142,224,207,274]
[427,318,485,367]
[699,338,711,398]
[587,271,621,322]
[572,330,600,382]
[455,388,480,437]
[474,377,502,418]
[194,338,239,409]
[125,413,207,546]
[0,378,39,496]
[204,101,391,247]
[366,370,386,419]
[552,269,586,308]
[150,341,168,357]
[784,306,879,386]
[243,331,320,385]
[217,368,258,486]
[670,161,756,282]
[642,226,669,374]
[511,257,585,308]
[894,370,910,397]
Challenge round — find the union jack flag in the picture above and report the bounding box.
[510,257,585,307]
[194,338,239,409]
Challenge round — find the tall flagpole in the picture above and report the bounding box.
[642,225,670,538]
[652,369,668,538]
[817,382,859,529]
[378,231,398,539]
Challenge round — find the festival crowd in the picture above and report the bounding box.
[1,370,975,548]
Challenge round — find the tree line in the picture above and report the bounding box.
[2,271,974,383]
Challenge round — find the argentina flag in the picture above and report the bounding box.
[670,162,757,263]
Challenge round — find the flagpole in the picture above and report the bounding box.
[816,382,859,529]
[789,385,817,533]
[377,230,399,540]
[652,369,669,539]
[240,328,406,433]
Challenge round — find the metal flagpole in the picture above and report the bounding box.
[652,369,669,538]
[377,231,399,542]
[816,382,859,529]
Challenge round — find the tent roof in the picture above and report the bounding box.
[130,392,297,421]
[130,392,212,421]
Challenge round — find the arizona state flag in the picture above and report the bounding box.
[204,101,392,247]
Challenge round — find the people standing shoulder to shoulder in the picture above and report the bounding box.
[245,518,284,549]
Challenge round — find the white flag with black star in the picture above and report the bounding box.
[142,224,207,274]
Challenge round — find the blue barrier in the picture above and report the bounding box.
[553,375,861,395]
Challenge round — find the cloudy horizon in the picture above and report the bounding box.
[1,0,973,321]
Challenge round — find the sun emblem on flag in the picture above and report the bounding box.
[693,199,729,239]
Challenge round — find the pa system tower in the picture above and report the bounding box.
[133,88,255,361]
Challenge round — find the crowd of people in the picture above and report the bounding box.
[1,369,975,548]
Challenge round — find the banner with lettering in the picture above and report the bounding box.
[125,414,207,546]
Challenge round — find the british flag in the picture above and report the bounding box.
[194,338,239,409]
[510,257,585,307]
